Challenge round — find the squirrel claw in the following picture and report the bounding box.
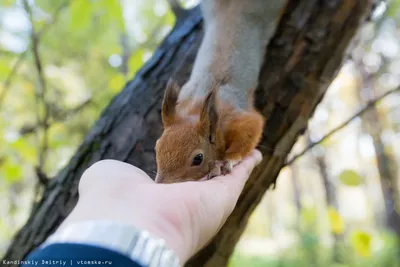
[221,159,241,175]
[221,160,232,175]
[208,160,240,179]
[208,161,223,179]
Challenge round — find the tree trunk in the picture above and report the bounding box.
[3,1,377,266]
[290,163,302,215]
[315,152,337,208]
[307,136,343,263]
[359,72,400,237]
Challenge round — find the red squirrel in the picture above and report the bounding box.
[155,0,285,183]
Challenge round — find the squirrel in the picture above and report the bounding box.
[155,0,286,183]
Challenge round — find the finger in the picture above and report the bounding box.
[209,149,262,194]
[79,159,154,194]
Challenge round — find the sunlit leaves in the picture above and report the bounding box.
[350,230,372,257]
[1,159,22,183]
[0,62,11,80]
[387,1,400,18]
[109,73,126,93]
[327,206,345,234]
[2,0,15,7]
[0,0,173,251]
[338,169,363,186]
[96,0,124,31]
[70,0,92,31]
[128,49,145,76]
[9,137,36,163]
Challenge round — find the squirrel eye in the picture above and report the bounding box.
[192,153,203,166]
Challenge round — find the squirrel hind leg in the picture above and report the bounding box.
[224,110,264,161]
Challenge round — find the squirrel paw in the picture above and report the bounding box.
[208,161,223,179]
[220,160,232,175]
[220,160,241,175]
[208,160,241,179]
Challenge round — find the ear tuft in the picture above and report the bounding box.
[198,86,219,143]
[161,79,180,127]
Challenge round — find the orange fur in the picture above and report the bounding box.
[220,109,264,161]
[155,87,264,183]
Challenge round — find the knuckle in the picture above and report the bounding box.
[79,160,119,193]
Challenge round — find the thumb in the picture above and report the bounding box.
[193,149,262,218]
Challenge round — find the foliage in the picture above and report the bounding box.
[350,230,372,257]
[0,0,175,252]
[229,231,399,267]
[328,206,345,235]
[338,170,363,187]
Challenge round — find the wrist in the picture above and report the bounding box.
[43,220,181,267]
[60,201,193,264]
[130,215,193,263]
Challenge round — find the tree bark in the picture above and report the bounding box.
[3,1,377,266]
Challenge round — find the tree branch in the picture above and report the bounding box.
[34,167,50,186]
[285,86,400,166]
[24,0,50,171]
[0,0,70,110]
[167,0,186,20]
[19,98,93,136]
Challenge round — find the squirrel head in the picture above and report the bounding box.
[155,80,220,183]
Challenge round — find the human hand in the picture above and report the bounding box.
[59,149,262,263]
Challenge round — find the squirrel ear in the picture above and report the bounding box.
[198,89,219,143]
[162,79,180,127]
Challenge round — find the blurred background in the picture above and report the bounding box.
[0,0,399,266]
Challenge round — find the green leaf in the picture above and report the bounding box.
[0,62,11,79]
[128,49,145,76]
[387,2,400,17]
[10,138,36,163]
[339,169,363,186]
[70,0,92,31]
[2,160,22,183]
[104,0,124,29]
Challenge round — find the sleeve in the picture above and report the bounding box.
[22,243,146,267]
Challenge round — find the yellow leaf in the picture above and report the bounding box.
[128,50,145,76]
[351,230,372,257]
[339,169,363,187]
[327,206,345,234]
[0,62,10,78]
[109,74,126,92]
